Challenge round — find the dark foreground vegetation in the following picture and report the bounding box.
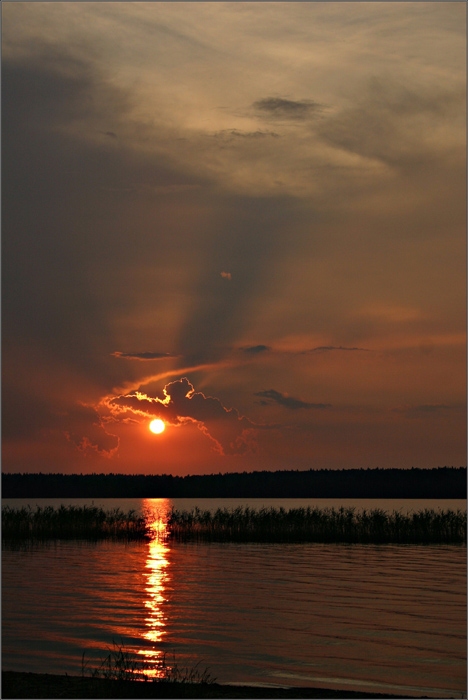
[1,672,407,699]
[169,506,467,544]
[2,644,408,699]
[2,466,466,498]
[2,504,466,544]
[1,505,148,541]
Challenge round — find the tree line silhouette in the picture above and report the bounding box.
[2,467,466,498]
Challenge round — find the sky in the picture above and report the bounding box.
[2,1,466,476]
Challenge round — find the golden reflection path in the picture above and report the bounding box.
[137,498,173,678]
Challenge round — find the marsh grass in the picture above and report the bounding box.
[152,653,216,685]
[167,506,467,544]
[84,644,143,682]
[82,642,216,685]
[2,505,149,541]
[2,503,466,544]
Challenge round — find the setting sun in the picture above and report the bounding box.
[149,419,165,434]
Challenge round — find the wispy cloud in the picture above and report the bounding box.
[111,351,177,361]
[306,346,369,354]
[254,389,331,411]
[253,97,323,120]
[211,129,279,141]
[235,344,368,356]
[240,345,271,354]
[112,363,232,396]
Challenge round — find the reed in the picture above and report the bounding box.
[2,505,149,541]
[167,506,467,544]
[3,504,466,544]
[83,641,216,685]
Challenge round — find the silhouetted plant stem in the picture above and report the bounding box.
[167,506,466,544]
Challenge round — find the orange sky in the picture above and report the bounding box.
[2,2,466,475]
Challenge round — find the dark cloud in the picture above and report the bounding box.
[64,405,119,458]
[2,45,209,444]
[107,377,260,455]
[306,346,369,353]
[234,345,367,356]
[2,45,98,130]
[253,97,322,120]
[112,351,177,361]
[211,129,280,140]
[318,78,465,169]
[241,345,271,354]
[3,52,178,363]
[254,389,331,410]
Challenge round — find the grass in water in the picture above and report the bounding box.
[83,641,216,685]
[2,504,466,544]
[2,504,149,541]
[167,505,467,544]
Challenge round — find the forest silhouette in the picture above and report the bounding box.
[2,467,466,498]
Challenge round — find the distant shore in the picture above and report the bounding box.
[2,466,466,499]
[1,671,422,699]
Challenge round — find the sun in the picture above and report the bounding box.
[149,419,165,434]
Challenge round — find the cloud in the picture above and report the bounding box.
[2,4,465,474]
[306,346,369,353]
[254,389,331,410]
[211,129,280,141]
[220,271,232,280]
[106,377,261,455]
[318,78,465,170]
[112,351,177,361]
[240,345,271,354]
[253,97,323,120]
[235,345,366,356]
[2,48,194,377]
[64,404,119,458]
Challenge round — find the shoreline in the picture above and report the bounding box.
[1,671,438,699]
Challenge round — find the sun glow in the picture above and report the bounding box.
[149,419,165,434]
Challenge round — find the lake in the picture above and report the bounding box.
[2,498,466,698]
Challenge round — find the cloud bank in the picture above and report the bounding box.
[106,377,260,455]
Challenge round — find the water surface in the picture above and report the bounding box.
[3,497,466,515]
[2,498,466,698]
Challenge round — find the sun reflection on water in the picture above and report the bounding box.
[137,498,173,678]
